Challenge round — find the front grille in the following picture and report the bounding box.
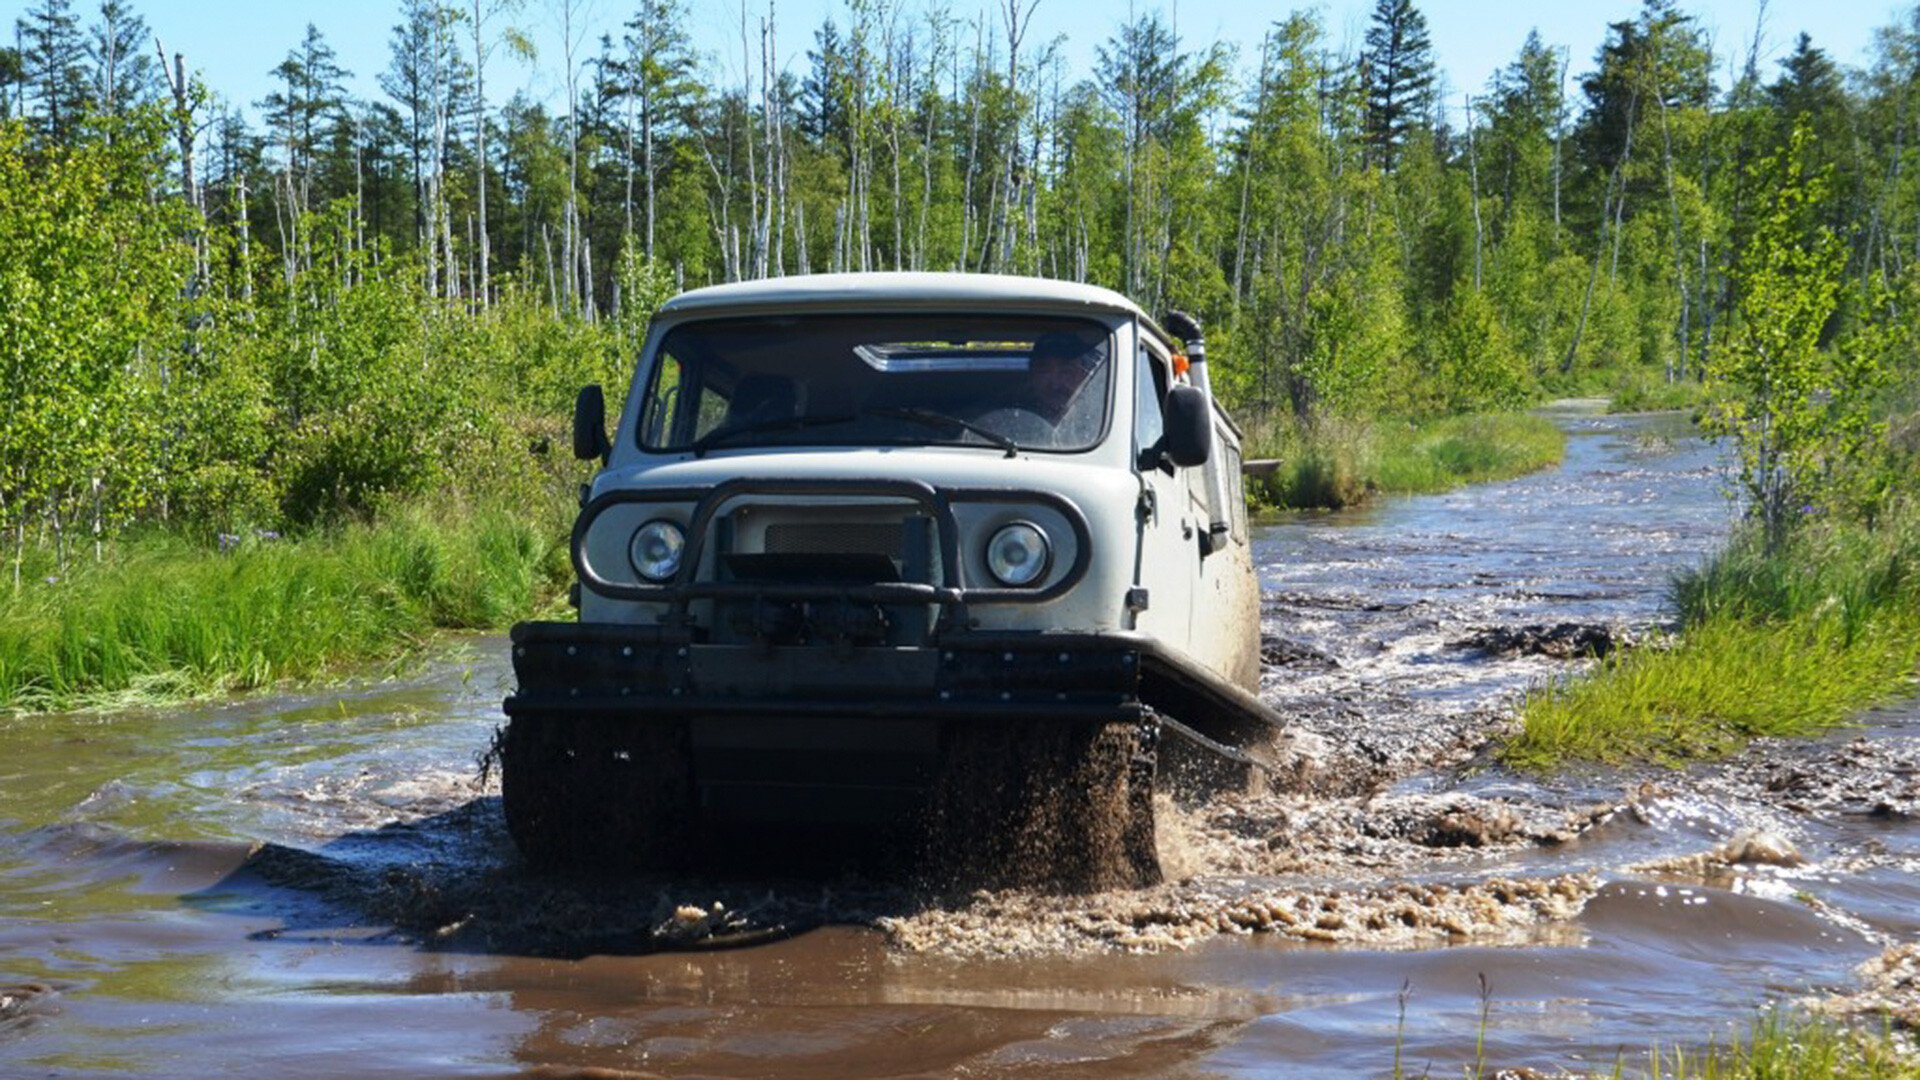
[765,522,904,558]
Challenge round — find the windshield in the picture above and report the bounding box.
[636,313,1113,454]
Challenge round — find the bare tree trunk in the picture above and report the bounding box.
[1607,99,1637,286]
[882,4,905,270]
[767,1,788,275]
[1655,90,1689,381]
[796,197,810,274]
[470,0,494,306]
[994,0,1037,274]
[237,173,253,303]
[1465,93,1483,291]
[156,41,199,208]
[580,236,594,320]
[1565,147,1629,374]
[758,9,779,276]
[833,202,848,273]
[543,223,560,314]
[623,71,637,247]
[1553,47,1568,238]
[738,0,764,278]
[559,0,585,312]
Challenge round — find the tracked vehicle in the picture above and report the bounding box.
[502,273,1282,889]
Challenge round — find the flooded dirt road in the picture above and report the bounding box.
[4,403,1919,1078]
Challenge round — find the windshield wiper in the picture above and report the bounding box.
[689,413,859,457]
[862,406,1019,458]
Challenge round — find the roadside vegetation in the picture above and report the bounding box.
[1620,1011,1919,1080]
[1245,412,1564,512]
[0,502,573,713]
[1509,126,1920,768]
[1509,503,1920,766]
[1396,999,1916,1079]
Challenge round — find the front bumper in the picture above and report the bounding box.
[505,621,1163,823]
[505,620,1149,724]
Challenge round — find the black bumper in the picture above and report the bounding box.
[505,622,1179,824]
[504,621,1149,724]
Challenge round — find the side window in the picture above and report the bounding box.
[1224,437,1248,543]
[1134,343,1167,460]
[639,349,732,447]
[640,352,684,446]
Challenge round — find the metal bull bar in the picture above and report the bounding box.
[570,476,1094,619]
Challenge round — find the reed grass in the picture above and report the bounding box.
[0,500,571,713]
[1608,369,1709,414]
[1393,1002,1914,1079]
[1507,502,1920,767]
[1245,411,1565,511]
[1620,1010,1918,1080]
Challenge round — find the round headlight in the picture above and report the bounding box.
[985,522,1051,587]
[629,519,686,582]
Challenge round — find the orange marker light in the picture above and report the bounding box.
[1172,354,1190,376]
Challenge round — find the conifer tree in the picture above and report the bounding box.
[0,47,23,119]
[17,0,88,143]
[1359,0,1436,171]
[87,0,156,122]
[260,24,354,215]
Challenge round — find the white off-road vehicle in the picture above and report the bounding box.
[502,273,1280,889]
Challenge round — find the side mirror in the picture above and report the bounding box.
[1164,384,1213,468]
[573,384,611,462]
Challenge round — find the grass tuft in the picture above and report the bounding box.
[1619,1010,1919,1079]
[1244,411,1564,511]
[1507,501,1920,768]
[0,499,572,713]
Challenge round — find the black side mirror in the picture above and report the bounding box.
[573,384,611,462]
[1164,384,1213,468]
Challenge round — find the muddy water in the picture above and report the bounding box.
[4,403,1919,1078]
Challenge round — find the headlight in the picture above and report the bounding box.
[629,519,686,582]
[985,522,1051,587]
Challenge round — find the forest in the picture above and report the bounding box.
[2,0,1916,570]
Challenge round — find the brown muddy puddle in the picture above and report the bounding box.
[4,404,1919,1078]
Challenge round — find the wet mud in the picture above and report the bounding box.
[4,404,1920,1078]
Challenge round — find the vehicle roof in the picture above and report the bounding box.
[656,272,1170,343]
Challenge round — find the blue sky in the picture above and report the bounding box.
[88,0,1901,125]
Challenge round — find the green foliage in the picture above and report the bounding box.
[1416,289,1527,414]
[1608,367,1706,413]
[1620,1009,1920,1080]
[0,113,196,551]
[1243,411,1562,511]
[1701,120,1890,553]
[0,495,571,712]
[1509,500,1920,767]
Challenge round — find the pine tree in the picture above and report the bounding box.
[1359,0,1437,171]
[1485,30,1563,222]
[87,0,157,122]
[17,0,88,144]
[0,46,23,120]
[259,24,354,215]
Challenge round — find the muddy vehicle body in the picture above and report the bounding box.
[503,273,1281,888]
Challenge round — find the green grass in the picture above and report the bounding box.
[1617,1010,1919,1079]
[1608,369,1709,414]
[1245,411,1565,511]
[0,499,572,713]
[1507,503,1920,768]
